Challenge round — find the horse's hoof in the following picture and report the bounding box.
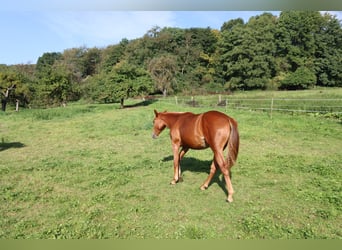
[200,185,208,191]
[170,180,177,185]
[226,197,233,203]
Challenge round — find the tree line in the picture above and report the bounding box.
[1,11,341,110]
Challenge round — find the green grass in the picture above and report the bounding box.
[166,87,342,116]
[0,90,341,239]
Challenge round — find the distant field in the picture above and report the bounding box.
[0,89,341,239]
[159,87,342,117]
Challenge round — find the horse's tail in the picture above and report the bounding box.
[227,117,240,169]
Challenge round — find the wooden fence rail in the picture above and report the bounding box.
[156,95,342,117]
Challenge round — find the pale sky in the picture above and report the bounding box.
[0,11,282,65]
[0,1,340,65]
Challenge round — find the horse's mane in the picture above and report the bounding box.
[161,111,193,115]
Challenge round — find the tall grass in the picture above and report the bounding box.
[0,89,341,239]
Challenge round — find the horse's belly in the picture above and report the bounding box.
[183,136,208,149]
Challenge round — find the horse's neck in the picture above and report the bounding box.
[162,112,185,128]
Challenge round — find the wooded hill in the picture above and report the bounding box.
[1,11,341,109]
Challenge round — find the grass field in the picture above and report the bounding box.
[0,89,341,239]
[160,87,342,116]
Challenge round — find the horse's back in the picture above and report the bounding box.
[202,110,232,125]
[178,110,232,132]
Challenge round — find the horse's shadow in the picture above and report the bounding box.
[162,155,228,196]
[124,98,157,108]
[0,141,25,151]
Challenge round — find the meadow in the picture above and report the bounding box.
[0,89,341,239]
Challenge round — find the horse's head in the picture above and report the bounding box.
[152,109,167,139]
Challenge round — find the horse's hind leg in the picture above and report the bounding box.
[224,171,234,203]
[214,151,234,203]
[200,160,216,190]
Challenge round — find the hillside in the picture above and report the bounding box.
[0,11,341,110]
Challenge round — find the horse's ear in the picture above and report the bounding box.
[154,109,158,117]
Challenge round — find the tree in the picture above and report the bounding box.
[48,62,77,104]
[36,52,62,79]
[0,64,34,110]
[101,39,128,73]
[123,35,154,67]
[1,82,16,111]
[280,66,317,90]
[61,47,86,84]
[35,51,83,106]
[314,13,342,87]
[106,61,153,108]
[80,71,108,103]
[148,55,178,97]
[275,11,322,72]
[81,47,101,76]
[218,13,277,90]
[221,18,244,32]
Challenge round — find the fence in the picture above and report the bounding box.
[156,95,342,117]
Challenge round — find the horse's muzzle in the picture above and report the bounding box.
[152,133,158,139]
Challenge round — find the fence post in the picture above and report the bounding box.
[270,98,274,119]
[175,96,178,105]
[15,99,19,112]
[225,98,228,113]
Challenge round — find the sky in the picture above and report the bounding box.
[0,11,274,65]
[1,9,341,65]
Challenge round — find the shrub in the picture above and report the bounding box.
[280,67,317,90]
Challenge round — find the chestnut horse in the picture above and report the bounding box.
[152,109,239,202]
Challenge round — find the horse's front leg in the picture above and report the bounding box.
[177,147,189,183]
[171,144,181,185]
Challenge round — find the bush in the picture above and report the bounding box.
[280,67,317,90]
